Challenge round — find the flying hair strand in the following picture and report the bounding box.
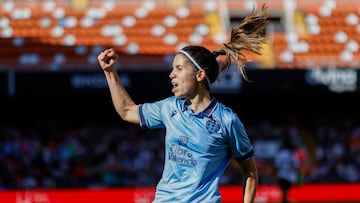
[214,4,268,82]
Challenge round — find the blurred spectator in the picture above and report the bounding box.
[0,113,359,189]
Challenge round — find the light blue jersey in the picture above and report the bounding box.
[139,96,254,203]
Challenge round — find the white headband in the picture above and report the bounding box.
[178,50,211,86]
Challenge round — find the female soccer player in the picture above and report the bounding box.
[98,4,268,203]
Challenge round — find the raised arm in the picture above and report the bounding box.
[98,48,140,124]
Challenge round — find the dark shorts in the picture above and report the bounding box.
[278,178,293,190]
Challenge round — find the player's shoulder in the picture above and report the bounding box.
[215,100,235,115]
[214,99,243,125]
[211,100,234,121]
[156,96,185,109]
[161,96,183,102]
[162,96,185,105]
[155,95,178,104]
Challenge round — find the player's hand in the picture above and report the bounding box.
[98,48,119,72]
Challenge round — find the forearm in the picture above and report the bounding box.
[104,70,139,124]
[242,172,258,203]
[238,157,258,203]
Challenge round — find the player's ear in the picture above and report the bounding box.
[196,69,207,83]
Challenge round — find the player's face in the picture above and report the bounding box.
[169,54,199,98]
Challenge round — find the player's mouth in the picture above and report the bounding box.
[171,81,178,92]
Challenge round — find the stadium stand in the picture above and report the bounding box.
[1,98,359,189]
[2,0,359,71]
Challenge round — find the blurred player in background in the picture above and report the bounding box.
[98,4,268,203]
[274,136,301,203]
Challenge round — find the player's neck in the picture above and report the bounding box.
[186,93,211,113]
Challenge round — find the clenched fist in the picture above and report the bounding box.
[98,48,119,72]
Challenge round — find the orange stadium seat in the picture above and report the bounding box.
[271,0,360,68]
[1,0,360,70]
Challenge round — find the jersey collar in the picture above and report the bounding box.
[180,98,218,118]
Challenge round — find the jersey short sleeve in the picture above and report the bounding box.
[226,112,254,162]
[138,96,174,129]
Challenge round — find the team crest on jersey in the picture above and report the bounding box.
[178,136,188,146]
[206,119,220,134]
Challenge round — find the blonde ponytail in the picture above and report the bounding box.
[215,4,268,81]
